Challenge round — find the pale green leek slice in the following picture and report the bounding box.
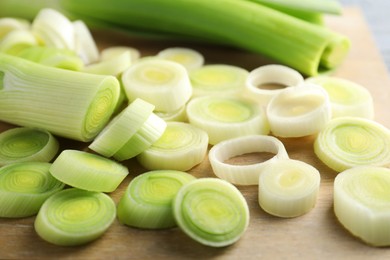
[266,83,331,137]
[0,127,59,166]
[157,47,204,72]
[113,113,167,161]
[137,122,209,171]
[73,20,99,65]
[258,159,320,218]
[100,46,140,63]
[34,188,116,246]
[0,162,65,218]
[189,64,248,97]
[31,8,74,49]
[0,29,38,55]
[0,54,120,142]
[0,18,30,39]
[121,59,192,112]
[186,96,270,145]
[314,117,390,172]
[306,76,374,119]
[173,178,249,247]
[209,135,289,185]
[334,166,390,247]
[82,50,131,76]
[50,150,129,192]
[117,170,196,229]
[244,64,304,106]
[155,105,187,122]
[89,98,155,157]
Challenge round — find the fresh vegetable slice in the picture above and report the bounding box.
[34,188,116,246]
[173,178,250,247]
[117,170,196,229]
[155,105,187,122]
[82,50,131,76]
[186,95,270,145]
[137,122,209,171]
[334,166,390,247]
[258,159,320,218]
[209,135,289,185]
[314,117,390,172]
[100,46,140,63]
[0,17,30,39]
[0,127,59,166]
[73,20,99,65]
[0,162,65,218]
[157,47,204,72]
[49,150,129,192]
[0,29,37,55]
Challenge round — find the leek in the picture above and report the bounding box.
[137,122,209,171]
[0,162,65,218]
[0,127,59,166]
[209,135,289,185]
[73,20,99,65]
[258,159,320,218]
[50,150,129,192]
[173,178,249,247]
[101,46,140,63]
[0,18,30,39]
[34,188,116,246]
[0,53,120,141]
[314,117,390,172]
[157,47,204,72]
[82,51,131,76]
[117,170,196,229]
[0,29,37,55]
[334,166,390,247]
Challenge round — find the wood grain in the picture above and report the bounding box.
[1,7,390,259]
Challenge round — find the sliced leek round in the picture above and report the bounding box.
[73,20,99,65]
[0,127,59,166]
[189,64,248,97]
[306,76,374,119]
[155,105,187,122]
[244,64,304,106]
[82,51,131,76]
[0,29,38,55]
[117,170,196,229]
[101,46,140,63]
[0,18,30,40]
[0,162,65,218]
[186,96,269,145]
[157,47,204,72]
[314,117,390,172]
[173,178,249,247]
[258,159,320,218]
[266,83,331,138]
[34,188,116,246]
[334,166,390,247]
[209,135,289,185]
[50,150,129,192]
[89,98,155,157]
[113,113,167,161]
[121,59,192,112]
[137,122,209,171]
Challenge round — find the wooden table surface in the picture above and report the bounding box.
[1,7,390,260]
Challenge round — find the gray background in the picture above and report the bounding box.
[339,0,390,72]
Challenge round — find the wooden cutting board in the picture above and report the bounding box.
[1,7,390,259]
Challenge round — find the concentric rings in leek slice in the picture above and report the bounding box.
[0,162,65,218]
[314,117,390,172]
[173,178,249,247]
[117,170,196,229]
[34,188,116,246]
[0,127,59,166]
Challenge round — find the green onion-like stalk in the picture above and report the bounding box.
[0,53,120,141]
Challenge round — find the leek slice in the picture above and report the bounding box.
[137,122,209,171]
[117,170,196,229]
[31,8,74,50]
[314,117,390,172]
[82,50,131,76]
[89,98,155,157]
[0,162,65,218]
[266,83,331,138]
[0,29,37,55]
[113,113,167,161]
[306,76,374,119]
[0,127,59,166]
[209,135,289,185]
[334,166,390,247]
[244,64,304,106]
[157,47,204,72]
[34,188,116,246]
[190,64,249,97]
[258,159,320,218]
[173,178,249,247]
[50,150,129,192]
[186,96,270,145]
[155,105,187,122]
[73,20,99,65]
[121,59,192,112]
[100,46,140,63]
[0,54,120,142]
[0,18,30,39]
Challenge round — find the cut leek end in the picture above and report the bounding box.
[320,35,351,71]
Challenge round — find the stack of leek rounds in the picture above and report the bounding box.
[0,1,389,250]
